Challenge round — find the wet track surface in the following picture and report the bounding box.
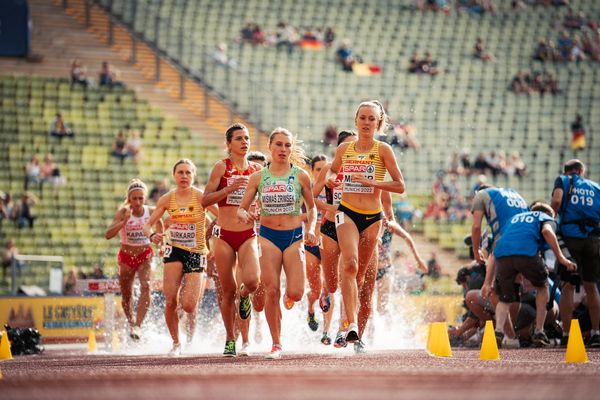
[1,348,599,400]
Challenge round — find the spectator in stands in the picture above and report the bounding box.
[474,38,495,61]
[336,40,357,71]
[412,52,439,75]
[506,151,529,177]
[149,178,169,205]
[50,112,74,140]
[323,123,338,147]
[70,58,88,87]
[111,130,129,164]
[570,114,586,152]
[389,118,420,150]
[510,70,533,94]
[0,192,17,227]
[274,22,299,54]
[557,30,574,60]
[570,38,587,62]
[15,192,38,229]
[511,0,526,11]
[323,27,335,48]
[473,151,491,175]
[24,154,41,191]
[582,30,600,61]
[417,0,450,14]
[563,8,586,30]
[99,61,124,88]
[91,265,108,280]
[1,240,19,280]
[239,22,255,44]
[545,72,560,94]
[487,150,507,177]
[40,154,65,198]
[447,152,464,176]
[213,43,237,69]
[533,38,558,61]
[63,269,78,295]
[460,148,473,176]
[126,130,143,161]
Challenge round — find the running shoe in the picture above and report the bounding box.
[283,294,294,310]
[354,340,367,354]
[223,340,236,357]
[169,342,182,356]
[345,323,359,343]
[334,331,347,348]
[129,325,141,341]
[239,295,252,320]
[307,312,319,332]
[265,344,282,359]
[321,332,332,346]
[502,336,520,349]
[532,331,550,348]
[319,293,331,313]
[587,334,600,348]
[239,342,251,357]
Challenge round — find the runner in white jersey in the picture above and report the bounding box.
[105,179,162,340]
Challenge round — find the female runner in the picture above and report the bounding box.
[237,127,317,359]
[105,179,162,340]
[202,123,262,357]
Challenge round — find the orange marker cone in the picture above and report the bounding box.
[565,319,588,363]
[0,330,12,360]
[87,330,97,354]
[480,320,500,360]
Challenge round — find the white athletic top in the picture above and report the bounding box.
[119,205,151,246]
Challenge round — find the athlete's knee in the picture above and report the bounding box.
[243,278,259,294]
[287,287,304,302]
[342,257,358,275]
[264,285,281,302]
[181,300,197,314]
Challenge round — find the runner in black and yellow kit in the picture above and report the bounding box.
[327,100,405,347]
[144,159,218,355]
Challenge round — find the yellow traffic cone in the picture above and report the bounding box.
[87,330,97,354]
[480,320,500,360]
[0,330,13,360]
[427,322,452,357]
[565,319,588,363]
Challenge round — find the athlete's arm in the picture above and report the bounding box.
[143,193,169,243]
[325,143,348,188]
[201,161,246,207]
[381,191,395,221]
[237,171,260,223]
[352,143,405,194]
[300,170,318,246]
[105,206,130,240]
[312,163,337,214]
[387,220,427,272]
[471,210,485,265]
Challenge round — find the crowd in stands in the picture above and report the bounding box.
[510,70,559,95]
[408,51,440,76]
[238,21,336,52]
[424,172,470,222]
[111,127,143,163]
[1,192,39,230]
[447,149,528,178]
[570,114,586,152]
[69,59,124,88]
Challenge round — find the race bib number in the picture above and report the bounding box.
[261,183,296,214]
[162,244,172,258]
[169,223,197,248]
[226,177,246,205]
[335,212,345,227]
[212,224,221,238]
[198,254,208,269]
[342,161,375,194]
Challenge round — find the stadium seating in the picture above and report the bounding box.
[0,75,221,287]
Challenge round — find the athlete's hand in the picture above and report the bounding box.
[150,232,163,245]
[304,231,318,246]
[351,173,373,187]
[163,216,172,230]
[326,176,342,189]
[237,208,252,224]
[228,176,249,192]
[121,206,132,221]
[416,256,428,273]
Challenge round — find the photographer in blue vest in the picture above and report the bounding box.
[493,203,576,348]
[551,159,600,347]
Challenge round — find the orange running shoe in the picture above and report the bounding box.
[283,294,294,310]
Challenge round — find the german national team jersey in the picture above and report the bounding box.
[166,190,207,254]
[341,141,386,194]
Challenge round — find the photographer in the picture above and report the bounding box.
[551,159,600,347]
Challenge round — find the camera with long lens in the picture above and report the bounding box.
[556,234,581,292]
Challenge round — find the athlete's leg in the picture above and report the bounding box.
[305,251,322,314]
[214,237,238,341]
[320,234,341,295]
[358,248,378,338]
[163,261,184,344]
[134,261,152,327]
[259,237,284,346]
[118,262,137,326]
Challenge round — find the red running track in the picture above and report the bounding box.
[1,348,598,400]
